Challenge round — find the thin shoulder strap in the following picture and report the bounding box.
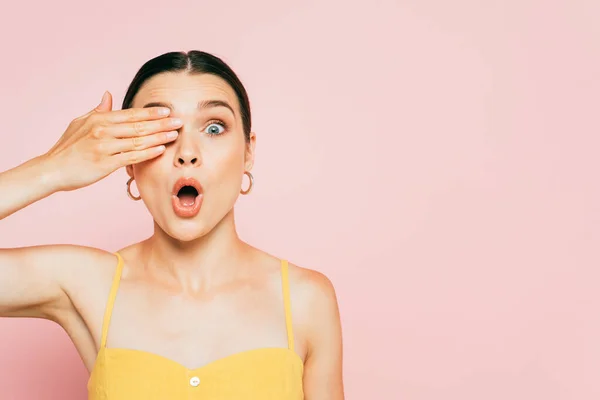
[280,259,295,352]
[100,252,124,349]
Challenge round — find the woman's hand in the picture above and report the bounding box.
[44,91,182,192]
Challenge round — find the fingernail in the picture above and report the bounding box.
[166,131,178,139]
[158,107,170,115]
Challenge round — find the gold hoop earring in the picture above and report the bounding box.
[126,177,142,201]
[240,171,254,195]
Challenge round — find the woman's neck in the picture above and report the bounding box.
[139,210,255,292]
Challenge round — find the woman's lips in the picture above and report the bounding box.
[172,194,202,218]
[171,177,203,218]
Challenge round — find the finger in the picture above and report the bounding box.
[94,91,112,113]
[108,130,178,154]
[112,145,167,167]
[101,106,172,124]
[107,117,183,138]
[73,91,114,122]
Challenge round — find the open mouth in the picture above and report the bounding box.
[177,185,199,206]
[172,177,203,217]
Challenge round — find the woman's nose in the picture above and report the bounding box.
[177,154,199,166]
[173,127,202,167]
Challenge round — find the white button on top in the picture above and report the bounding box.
[189,376,200,387]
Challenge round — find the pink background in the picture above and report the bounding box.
[1,1,599,399]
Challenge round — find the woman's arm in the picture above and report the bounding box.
[0,154,71,319]
[0,91,177,320]
[0,154,61,221]
[302,271,345,400]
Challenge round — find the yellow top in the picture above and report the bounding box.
[88,252,304,399]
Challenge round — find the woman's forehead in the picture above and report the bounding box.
[132,72,239,112]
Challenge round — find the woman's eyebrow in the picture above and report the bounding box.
[142,100,236,117]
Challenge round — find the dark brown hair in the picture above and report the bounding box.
[122,51,252,142]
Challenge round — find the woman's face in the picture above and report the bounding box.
[126,72,255,241]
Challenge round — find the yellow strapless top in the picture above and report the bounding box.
[87,252,304,399]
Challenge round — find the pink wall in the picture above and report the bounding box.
[1,1,599,398]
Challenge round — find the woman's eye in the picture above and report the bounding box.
[205,123,225,135]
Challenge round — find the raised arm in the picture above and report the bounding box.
[0,91,180,320]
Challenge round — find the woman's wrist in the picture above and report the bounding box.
[0,154,62,220]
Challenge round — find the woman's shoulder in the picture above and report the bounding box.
[286,261,342,355]
[252,249,340,320]
[23,243,121,275]
[255,249,338,302]
[287,261,338,302]
[13,244,123,324]
[42,244,123,288]
[286,261,340,326]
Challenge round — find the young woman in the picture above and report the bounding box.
[0,51,344,399]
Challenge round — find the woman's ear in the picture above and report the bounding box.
[245,131,256,171]
[126,165,134,178]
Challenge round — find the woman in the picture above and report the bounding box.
[0,51,344,399]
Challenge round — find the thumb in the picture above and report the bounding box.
[94,91,113,112]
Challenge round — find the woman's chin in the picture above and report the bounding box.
[160,219,212,242]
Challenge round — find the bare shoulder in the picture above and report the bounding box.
[53,244,119,282]
[24,244,121,303]
[15,242,115,264]
[29,243,117,274]
[286,261,344,397]
[287,262,339,307]
[7,243,118,281]
[286,262,342,350]
[0,243,118,321]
